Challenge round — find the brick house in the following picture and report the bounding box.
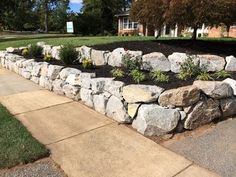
[208,25,236,38]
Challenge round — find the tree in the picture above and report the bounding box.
[166,0,220,40]
[130,0,169,36]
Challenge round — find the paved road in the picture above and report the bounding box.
[163,119,236,177]
[0,68,219,177]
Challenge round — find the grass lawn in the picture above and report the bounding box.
[0,104,49,169]
[0,35,155,50]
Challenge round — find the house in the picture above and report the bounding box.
[208,25,236,38]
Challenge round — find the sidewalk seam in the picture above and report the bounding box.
[46,122,116,146]
[172,163,194,177]
[14,101,74,116]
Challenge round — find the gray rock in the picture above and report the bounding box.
[63,84,80,100]
[91,78,114,94]
[65,74,80,86]
[39,76,52,90]
[78,46,91,60]
[51,46,61,60]
[104,80,125,99]
[52,79,65,95]
[184,98,221,130]
[122,84,164,103]
[168,53,188,73]
[40,62,49,77]
[59,68,81,80]
[21,70,31,79]
[223,78,236,95]
[42,45,52,55]
[79,73,96,89]
[199,55,225,72]
[31,76,40,84]
[225,56,236,71]
[47,65,64,80]
[31,63,43,76]
[15,59,27,68]
[159,85,200,107]
[6,47,19,53]
[80,88,94,107]
[220,98,236,118]
[194,81,233,99]
[128,103,141,118]
[93,92,111,114]
[132,104,180,136]
[142,52,170,72]
[106,95,130,123]
[91,49,108,66]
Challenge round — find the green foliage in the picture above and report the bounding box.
[59,44,79,65]
[130,69,146,84]
[43,53,53,62]
[177,56,206,80]
[122,53,142,71]
[212,70,231,79]
[82,58,94,69]
[150,70,169,82]
[28,44,43,58]
[196,71,213,81]
[0,104,49,169]
[110,68,125,78]
[21,48,29,57]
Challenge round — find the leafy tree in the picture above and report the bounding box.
[130,0,168,36]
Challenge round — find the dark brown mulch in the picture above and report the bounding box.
[92,39,236,57]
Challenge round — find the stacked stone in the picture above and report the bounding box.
[1,45,236,137]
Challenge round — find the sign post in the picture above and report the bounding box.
[66,21,74,33]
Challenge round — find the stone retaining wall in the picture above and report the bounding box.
[1,46,236,136]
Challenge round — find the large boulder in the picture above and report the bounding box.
[6,47,19,53]
[40,62,49,77]
[63,84,80,100]
[225,56,236,71]
[122,85,164,103]
[77,46,91,61]
[91,49,109,66]
[223,78,236,95]
[128,103,141,118]
[59,68,81,80]
[106,95,130,123]
[142,52,170,72]
[104,80,124,99]
[199,55,225,72]
[159,85,200,107]
[80,88,94,107]
[194,81,233,99]
[220,98,236,118]
[65,74,80,86]
[132,104,180,136]
[39,76,53,90]
[91,78,114,94]
[184,98,221,130]
[31,63,43,76]
[108,48,142,67]
[93,92,111,115]
[47,65,64,80]
[51,46,61,60]
[42,45,52,55]
[79,73,96,89]
[168,53,189,73]
[52,79,65,95]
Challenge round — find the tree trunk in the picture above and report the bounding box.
[192,27,198,40]
[226,25,230,38]
[44,0,49,33]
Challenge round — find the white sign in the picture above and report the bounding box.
[67,21,74,33]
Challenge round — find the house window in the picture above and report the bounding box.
[123,17,138,30]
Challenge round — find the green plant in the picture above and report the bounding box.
[59,44,79,65]
[28,44,43,58]
[130,69,146,84]
[212,70,231,79]
[110,68,125,78]
[21,48,29,57]
[197,71,214,81]
[177,72,189,81]
[179,56,202,78]
[82,58,93,69]
[43,53,53,62]
[122,53,142,71]
[150,70,169,82]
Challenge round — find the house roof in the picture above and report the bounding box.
[115,11,130,17]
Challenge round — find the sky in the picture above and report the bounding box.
[69,0,82,12]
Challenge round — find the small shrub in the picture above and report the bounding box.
[59,44,79,65]
[110,68,125,78]
[122,53,142,71]
[130,69,146,84]
[197,71,213,81]
[212,70,231,79]
[28,44,43,58]
[21,48,29,57]
[177,72,189,81]
[43,53,53,62]
[150,70,169,83]
[179,56,201,78]
[82,58,94,69]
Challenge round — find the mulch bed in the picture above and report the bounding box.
[92,39,236,57]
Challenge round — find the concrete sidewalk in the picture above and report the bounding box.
[0,68,220,177]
